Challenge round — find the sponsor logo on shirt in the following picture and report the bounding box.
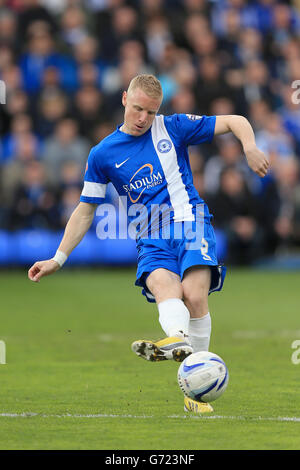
[123,163,164,203]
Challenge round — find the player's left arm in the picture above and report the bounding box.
[214,115,269,177]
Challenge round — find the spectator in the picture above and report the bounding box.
[91,120,115,146]
[203,134,255,196]
[166,1,212,53]
[1,113,37,162]
[188,147,204,175]
[144,14,173,65]
[182,13,211,53]
[101,38,150,97]
[240,59,277,112]
[0,0,299,263]
[55,153,86,230]
[40,0,68,15]
[0,44,15,73]
[256,111,296,161]
[72,35,108,90]
[271,157,300,252]
[5,88,30,117]
[19,28,77,95]
[169,86,198,115]
[72,35,100,66]
[8,160,60,230]
[1,87,31,136]
[155,42,179,105]
[235,27,264,65]
[194,55,235,115]
[278,85,300,155]
[271,3,300,45]
[1,132,40,208]
[58,160,84,190]
[60,5,90,48]
[58,185,82,228]
[0,9,18,50]
[17,0,58,41]
[77,62,101,89]
[292,182,300,247]
[216,7,241,63]
[209,96,236,117]
[182,0,212,17]
[34,88,69,138]
[211,0,260,37]
[251,0,276,35]
[101,49,153,119]
[170,49,197,91]
[1,63,23,94]
[72,85,108,139]
[190,29,218,59]
[119,39,147,66]
[248,99,271,132]
[207,165,265,265]
[139,0,166,20]
[99,5,144,63]
[280,37,300,64]
[41,117,90,180]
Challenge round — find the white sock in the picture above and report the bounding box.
[189,313,211,352]
[158,298,190,340]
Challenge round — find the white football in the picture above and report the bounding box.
[177,351,229,403]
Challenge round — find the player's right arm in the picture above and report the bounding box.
[28,202,97,282]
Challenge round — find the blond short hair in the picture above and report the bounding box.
[127,74,163,99]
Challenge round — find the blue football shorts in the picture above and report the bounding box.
[135,216,226,303]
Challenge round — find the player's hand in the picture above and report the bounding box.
[28,259,60,283]
[244,145,269,177]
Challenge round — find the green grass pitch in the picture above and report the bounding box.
[0,267,300,450]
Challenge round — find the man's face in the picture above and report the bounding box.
[122,87,162,136]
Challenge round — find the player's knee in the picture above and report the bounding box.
[184,295,205,313]
[183,288,208,316]
[146,269,183,303]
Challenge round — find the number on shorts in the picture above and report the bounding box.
[201,237,212,261]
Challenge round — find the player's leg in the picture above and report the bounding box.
[132,268,193,362]
[145,267,182,303]
[146,268,190,338]
[181,266,214,413]
[178,217,224,413]
[182,266,212,353]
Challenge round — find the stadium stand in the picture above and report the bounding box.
[0,0,300,266]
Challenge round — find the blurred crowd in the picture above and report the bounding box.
[0,0,300,265]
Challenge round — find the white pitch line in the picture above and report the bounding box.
[0,340,6,364]
[0,413,300,422]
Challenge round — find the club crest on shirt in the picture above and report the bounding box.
[157,139,172,153]
[186,114,202,120]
